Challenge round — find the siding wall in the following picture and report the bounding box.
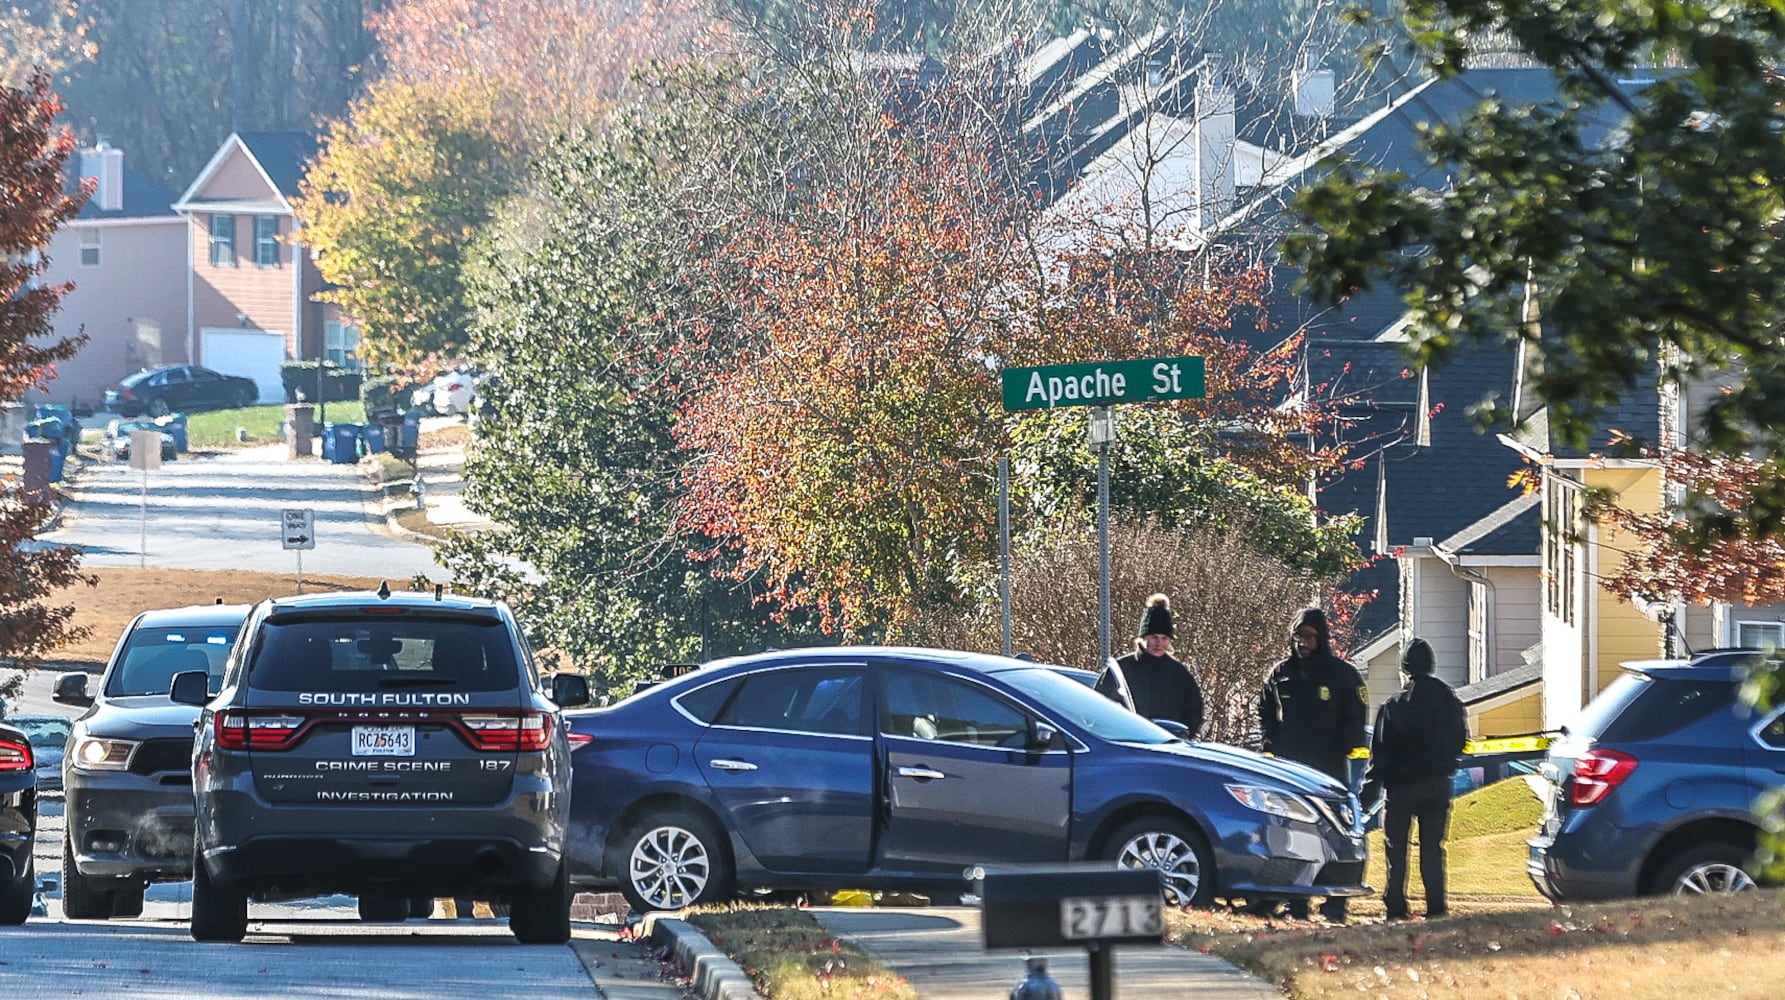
[1476,692,1543,737]
[1484,565,1542,673]
[1587,466,1663,702]
[33,218,188,406]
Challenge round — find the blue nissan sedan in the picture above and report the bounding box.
[564,646,1368,911]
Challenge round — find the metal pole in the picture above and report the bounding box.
[1097,439,1111,669]
[139,465,147,569]
[296,547,304,595]
[1088,944,1115,1000]
[999,455,1012,656]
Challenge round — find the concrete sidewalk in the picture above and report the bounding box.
[642,905,1287,1000]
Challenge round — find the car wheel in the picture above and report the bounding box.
[1652,842,1760,896]
[190,844,248,943]
[357,894,412,922]
[1103,815,1216,908]
[110,880,145,918]
[148,397,170,418]
[62,836,117,920]
[509,858,571,944]
[0,856,32,925]
[617,810,733,912]
[233,387,253,408]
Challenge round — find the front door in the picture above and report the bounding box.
[693,665,874,874]
[877,667,1072,875]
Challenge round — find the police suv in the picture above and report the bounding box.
[174,586,579,943]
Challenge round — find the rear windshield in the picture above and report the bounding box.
[1574,672,1738,743]
[247,618,519,692]
[106,625,239,697]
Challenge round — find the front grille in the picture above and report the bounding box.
[1256,857,1306,886]
[1314,861,1364,887]
[129,738,194,776]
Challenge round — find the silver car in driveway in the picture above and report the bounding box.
[57,604,247,919]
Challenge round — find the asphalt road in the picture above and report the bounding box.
[38,444,442,580]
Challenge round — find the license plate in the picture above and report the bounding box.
[1059,894,1163,941]
[352,725,415,757]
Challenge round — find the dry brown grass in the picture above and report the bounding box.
[689,904,919,1000]
[47,566,388,666]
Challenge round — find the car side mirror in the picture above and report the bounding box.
[550,673,591,708]
[52,671,93,707]
[1031,722,1059,750]
[169,670,209,706]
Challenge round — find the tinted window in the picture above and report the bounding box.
[1758,710,1785,749]
[676,677,741,723]
[247,618,518,692]
[1596,675,1738,742]
[715,668,865,736]
[881,669,1028,747]
[12,717,70,748]
[106,625,239,697]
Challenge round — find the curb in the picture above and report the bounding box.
[646,914,762,1000]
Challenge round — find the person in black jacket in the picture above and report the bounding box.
[1096,593,1204,738]
[1257,606,1368,921]
[1361,637,1469,920]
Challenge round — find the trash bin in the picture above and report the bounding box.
[327,422,361,464]
[361,421,386,454]
[396,407,423,459]
[154,413,188,453]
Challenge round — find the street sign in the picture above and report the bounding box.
[1001,356,1205,411]
[281,508,316,550]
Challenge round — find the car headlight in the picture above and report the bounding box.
[1224,784,1320,824]
[72,737,136,771]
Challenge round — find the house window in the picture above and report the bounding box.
[254,216,279,267]
[79,228,100,267]
[209,214,236,267]
[324,321,361,367]
[1544,477,1580,627]
[1736,621,1783,650]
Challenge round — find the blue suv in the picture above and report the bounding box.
[1527,649,1784,900]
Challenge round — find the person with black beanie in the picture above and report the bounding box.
[1257,606,1368,921]
[1361,637,1469,920]
[1095,594,1204,737]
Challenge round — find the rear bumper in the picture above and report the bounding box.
[1526,832,1639,902]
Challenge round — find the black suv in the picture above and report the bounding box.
[1527,649,1784,901]
[175,588,576,943]
[57,603,248,919]
[0,719,38,924]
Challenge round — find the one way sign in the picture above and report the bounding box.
[282,508,316,550]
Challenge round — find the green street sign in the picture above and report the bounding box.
[1001,356,1206,411]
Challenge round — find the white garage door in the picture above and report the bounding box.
[200,329,287,405]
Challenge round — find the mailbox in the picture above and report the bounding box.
[978,863,1164,950]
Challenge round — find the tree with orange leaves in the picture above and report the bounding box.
[0,71,95,700]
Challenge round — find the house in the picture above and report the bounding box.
[171,130,359,404]
[33,144,185,409]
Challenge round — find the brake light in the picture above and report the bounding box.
[456,711,551,752]
[1570,749,1638,806]
[567,730,594,751]
[0,735,32,772]
[215,711,305,751]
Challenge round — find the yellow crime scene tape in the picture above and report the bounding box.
[1348,733,1554,760]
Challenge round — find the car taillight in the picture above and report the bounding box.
[215,711,305,751]
[567,730,594,752]
[0,735,32,772]
[1570,749,1637,806]
[455,711,551,752]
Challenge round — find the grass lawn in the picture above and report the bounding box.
[688,777,1785,1000]
[184,401,367,448]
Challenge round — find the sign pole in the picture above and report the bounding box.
[999,456,1012,656]
[139,464,147,569]
[1097,434,1111,668]
[295,547,304,594]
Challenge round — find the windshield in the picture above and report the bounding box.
[106,625,239,697]
[997,665,1177,744]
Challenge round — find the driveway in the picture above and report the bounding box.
[39,445,443,580]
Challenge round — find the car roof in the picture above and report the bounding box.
[700,645,1050,675]
[1619,648,1763,683]
[262,589,503,615]
[132,603,253,628]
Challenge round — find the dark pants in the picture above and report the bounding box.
[1382,774,1453,918]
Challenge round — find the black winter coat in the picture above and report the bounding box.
[1364,674,1468,788]
[1097,650,1205,737]
[1257,651,1368,782]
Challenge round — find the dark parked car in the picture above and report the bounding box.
[0,719,38,924]
[57,603,248,919]
[563,646,1369,912]
[5,715,71,792]
[1527,649,1783,901]
[175,588,578,943]
[104,365,258,417]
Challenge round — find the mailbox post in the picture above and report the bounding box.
[978,864,1164,1000]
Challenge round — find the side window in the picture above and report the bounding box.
[715,667,865,737]
[677,677,742,723]
[881,669,1030,748]
[1758,710,1785,749]
[1599,679,1738,742]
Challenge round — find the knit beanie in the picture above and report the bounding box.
[1401,637,1435,675]
[1138,594,1174,637]
[1290,607,1329,641]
